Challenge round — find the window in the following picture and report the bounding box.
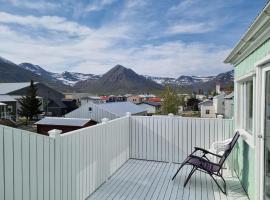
[88,107,92,112]
[7,105,13,113]
[245,80,253,133]
[238,79,254,134]
[206,110,210,114]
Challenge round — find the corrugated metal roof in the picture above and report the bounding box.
[0,82,37,94]
[0,102,7,106]
[35,117,91,126]
[98,102,146,116]
[0,95,16,102]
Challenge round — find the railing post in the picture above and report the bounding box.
[101,118,109,124]
[217,114,223,119]
[48,129,62,200]
[48,129,62,138]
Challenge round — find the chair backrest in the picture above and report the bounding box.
[218,132,240,169]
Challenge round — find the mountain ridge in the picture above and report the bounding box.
[0,56,233,94]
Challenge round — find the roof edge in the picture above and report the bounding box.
[224,2,270,65]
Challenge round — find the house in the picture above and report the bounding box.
[224,2,270,199]
[224,92,234,119]
[198,99,215,118]
[213,93,226,116]
[0,95,17,119]
[127,95,143,104]
[0,82,66,116]
[0,102,7,119]
[137,102,161,114]
[80,96,104,105]
[35,117,97,135]
[0,94,43,120]
[147,97,161,102]
[65,101,147,122]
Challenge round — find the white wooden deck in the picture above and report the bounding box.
[87,159,249,200]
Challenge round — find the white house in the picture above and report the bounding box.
[224,92,234,119]
[198,100,216,118]
[213,93,226,116]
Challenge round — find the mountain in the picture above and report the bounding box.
[19,62,99,86]
[0,58,72,92]
[74,65,164,94]
[1,56,233,94]
[145,70,233,93]
[51,71,100,86]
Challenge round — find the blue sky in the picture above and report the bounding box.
[0,0,267,77]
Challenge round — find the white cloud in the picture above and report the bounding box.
[0,12,232,77]
[85,0,118,12]
[166,22,216,35]
[2,0,59,11]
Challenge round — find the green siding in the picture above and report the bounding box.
[234,139,255,200]
[234,38,270,200]
[235,38,270,78]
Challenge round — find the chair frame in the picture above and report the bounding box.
[172,132,240,195]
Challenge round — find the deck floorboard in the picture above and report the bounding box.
[87,159,249,200]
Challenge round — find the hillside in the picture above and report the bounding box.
[74,65,164,94]
[0,58,72,92]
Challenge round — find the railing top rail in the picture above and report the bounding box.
[130,115,234,121]
[61,115,130,137]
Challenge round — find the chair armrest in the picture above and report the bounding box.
[189,155,220,167]
[194,147,222,158]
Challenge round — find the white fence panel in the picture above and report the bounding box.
[130,116,235,164]
[59,116,130,200]
[0,125,53,200]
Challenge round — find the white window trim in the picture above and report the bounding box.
[235,72,256,148]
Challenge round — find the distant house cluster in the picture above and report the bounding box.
[197,84,234,119]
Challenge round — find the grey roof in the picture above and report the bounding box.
[98,102,146,116]
[0,95,16,102]
[35,117,91,126]
[139,102,161,107]
[198,100,213,106]
[0,82,37,94]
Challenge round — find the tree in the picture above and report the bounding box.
[18,80,42,121]
[160,86,182,115]
[186,97,199,111]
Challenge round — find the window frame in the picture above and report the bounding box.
[236,72,256,148]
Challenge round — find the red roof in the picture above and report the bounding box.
[147,97,161,102]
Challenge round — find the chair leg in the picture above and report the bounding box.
[172,162,186,180]
[184,167,197,187]
[210,174,227,195]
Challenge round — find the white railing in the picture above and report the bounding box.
[130,116,235,164]
[0,115,235,200]
[58,116,129,200]
[0,125,56,200]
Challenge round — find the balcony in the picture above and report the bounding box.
[88,159,247,200]
[0,115,248,200]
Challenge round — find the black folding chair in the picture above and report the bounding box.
[172,132,240,194]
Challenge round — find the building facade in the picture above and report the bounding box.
[224,3,270,199]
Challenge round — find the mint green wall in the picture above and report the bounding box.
[234,138,255,200]
[235,38,270,77]
[234,38,270,200]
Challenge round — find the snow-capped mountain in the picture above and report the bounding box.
[16,58,233,93]
[51,71,100,86]
[19,63,100,86]
[144,75,215,86]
